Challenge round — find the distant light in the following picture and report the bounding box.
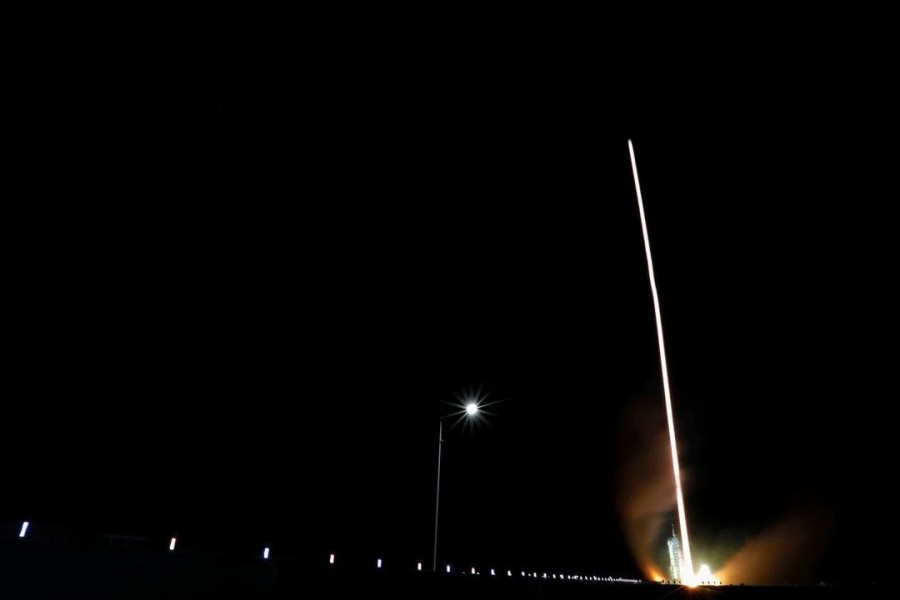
[490,569,495,576]
[263,547,270,560]
[417,562,422,571]
[508,570,512,577]
[19,521,29,538]
[552,574,557,579]
[465,402,478,416]
[521,571,525,577]
[377,558,382,569]
[329,553,335,564]
[543,573,547,579]
[471,567,476,575]
[169,537,176,551]
[446,564,451,573]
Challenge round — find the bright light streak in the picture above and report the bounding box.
[628,139,694,580]
[490,568,495,576]
[169,537,177,551]
[329,553,335,564]
[508,570,513,577]
[465,402,478,416]
[19,521,29,538]
[377,558,382,568]
[446,564,451,573]
[417,562,422,571]
[471,567,476,575]
[263,547,270,560]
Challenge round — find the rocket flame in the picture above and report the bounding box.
[628,139,695,581]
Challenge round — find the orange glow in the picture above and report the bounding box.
[714,505,832,585]
[645,566,664,582]
[616,396,682,581]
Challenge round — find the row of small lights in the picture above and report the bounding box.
[333,553,636,584]
[17,520,640,583]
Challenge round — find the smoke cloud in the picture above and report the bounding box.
[616,395,679,579]
[715,505,832,585]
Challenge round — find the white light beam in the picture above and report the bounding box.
[628,139,695,581]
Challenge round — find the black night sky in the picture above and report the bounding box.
[5,20,895,587]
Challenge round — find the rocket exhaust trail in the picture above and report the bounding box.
[627,139,695,583]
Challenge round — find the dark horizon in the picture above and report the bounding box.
[5,26,894,587]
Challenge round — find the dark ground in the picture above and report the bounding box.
[0,528,880,599]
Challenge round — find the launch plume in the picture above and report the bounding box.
[628,139,695,582]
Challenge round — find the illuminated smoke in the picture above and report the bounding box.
[616,395,679,580]
[628,139,695,582]
[715,506,832,585]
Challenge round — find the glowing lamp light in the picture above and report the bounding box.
[490,568,495,576]
[446,564,451,573]
[377,558,382,569]
[263,547,270,560]
[19,521,29,538]
[465,402,478,416]
[169,537,177,551]
[417,562,422,571]
[329,553,335,564]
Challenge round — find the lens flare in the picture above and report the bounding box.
[628,139,694,581]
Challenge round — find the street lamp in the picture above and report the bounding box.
[432,400,481,572]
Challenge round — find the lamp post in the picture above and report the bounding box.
[432,401,480,572]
